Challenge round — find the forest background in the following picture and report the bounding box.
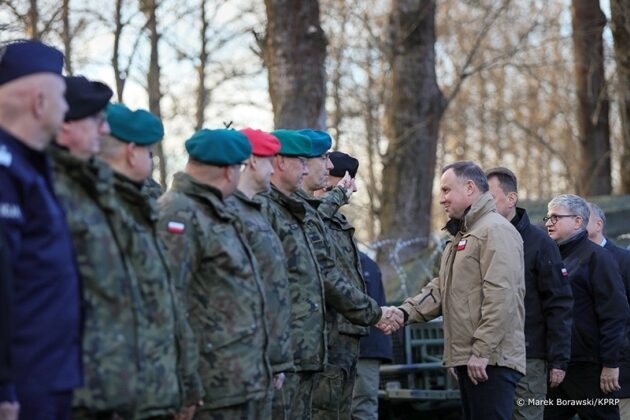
[3,0,629,296]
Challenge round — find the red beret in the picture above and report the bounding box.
[239,128,280,157]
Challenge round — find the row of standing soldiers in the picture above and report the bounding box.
[0,40,396,419]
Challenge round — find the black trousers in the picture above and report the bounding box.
[456,365,523,420]
[544,362,620,420]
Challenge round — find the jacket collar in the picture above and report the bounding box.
[171,171,235,222]
[558,230,588,256]
[511,207,530,234]
[233,189,262,210]
[49,144,114,196]
[267,184,307,221]
[443,191,496,236]
[113,171,158,222]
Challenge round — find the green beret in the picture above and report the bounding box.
[298,129,332,157]
[271,129,312,157]
[185,129,251,165]
[106,103,164,145]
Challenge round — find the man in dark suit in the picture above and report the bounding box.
[587,202,630,419]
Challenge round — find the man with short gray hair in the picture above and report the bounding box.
[544,194,628,419]
[586,201,630,419]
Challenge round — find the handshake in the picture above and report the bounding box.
[376,306,405,335]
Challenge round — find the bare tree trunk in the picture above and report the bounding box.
[379,0,445,261]
[263,0,327,130]
[28,0,39,39]
[195,0,209,131]
[112,0,127,102]
[611,0,630,193]
[328,1,349,149]
[143,0,167,188]
[363,25,382,244]
[572,0,611,195]
[62,0,73,75]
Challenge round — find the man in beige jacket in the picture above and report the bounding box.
[391,160,526,420]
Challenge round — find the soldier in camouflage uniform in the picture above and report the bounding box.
[224,128,294,401]
[50,77,146,418]
[257,130,392,420]
[157,129,273,420]
[291,130,376,420]
[313,151,368,420]
[100,103,203,419]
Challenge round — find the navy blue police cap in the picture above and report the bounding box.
[0,40,64,86]
[65,76,113,121]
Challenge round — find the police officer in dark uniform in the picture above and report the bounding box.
[0,40,82,419]
[0,222,17,420]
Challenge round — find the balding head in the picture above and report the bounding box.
[0,73,67,150]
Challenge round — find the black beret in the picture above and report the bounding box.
[329,151,359,178]
[64,76,113,121]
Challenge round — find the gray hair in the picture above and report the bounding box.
[442,160,489,193]
[548,194,590,230]
[587,202,607,228]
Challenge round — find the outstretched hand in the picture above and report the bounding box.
[376,306,405,335]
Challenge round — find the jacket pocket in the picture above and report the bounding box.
[199,322,258,353]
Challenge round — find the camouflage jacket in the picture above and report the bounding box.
[225,190,294,374]
[158,172,272,410]
[112,173,199,417]
[50,146,141,414]
[292,189,381,328]
[316,188,369,337]
[257,186,328,372]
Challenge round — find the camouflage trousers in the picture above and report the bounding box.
[194,392,272,420]
[311,334,360,420]
[272,371,317,420]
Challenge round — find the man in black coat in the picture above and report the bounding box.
[486,167,573,420]
[543,194,628,420]
[587,201,630,419]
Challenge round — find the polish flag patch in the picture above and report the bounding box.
[457,239,467,251]
[561,267,568,277]
[167,221,185,234]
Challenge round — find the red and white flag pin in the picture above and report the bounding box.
[167,221,185,234]
[561,267,568,277]
[457,239,467,251]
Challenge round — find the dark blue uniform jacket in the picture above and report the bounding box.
[0,128,82,401]
[603,240,630,397]
[358,252,392,361]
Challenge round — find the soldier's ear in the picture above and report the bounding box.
[276,155,287,171]
[126,143,136,166]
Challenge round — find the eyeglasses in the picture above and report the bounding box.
[543,214,578,225]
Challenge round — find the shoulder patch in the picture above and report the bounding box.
[0,202,22,220]
[0,145,12,167]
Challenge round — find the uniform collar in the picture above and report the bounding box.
[267,184,307,220]
[443,192,496,236]
[171,172,235,221]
